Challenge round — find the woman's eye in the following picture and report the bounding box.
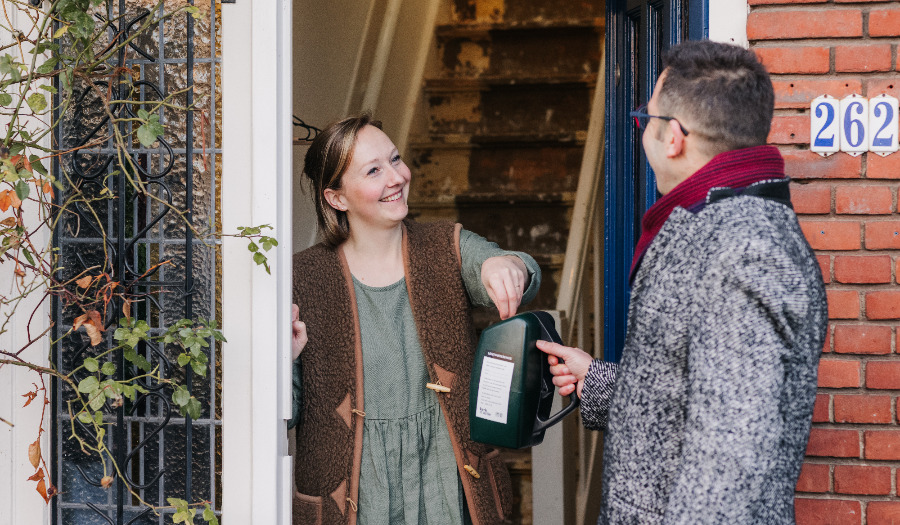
[391,154,401,164]
[367,166,379,175]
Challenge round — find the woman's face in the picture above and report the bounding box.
[324,125,411,232]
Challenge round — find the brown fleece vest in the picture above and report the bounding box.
[292,220,513,525]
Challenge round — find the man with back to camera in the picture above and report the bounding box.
[538,40,828,524]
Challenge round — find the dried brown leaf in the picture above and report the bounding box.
[21,390,37,407]
[75,275,93,289]
[122,298,131,319]
[0,191,9,213]
[0,216,14,227]
[36,478,49,503]
[100,475,114,489]
[28,439,40,469]
[28,468,44,481]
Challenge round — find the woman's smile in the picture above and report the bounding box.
[380,191,403,203]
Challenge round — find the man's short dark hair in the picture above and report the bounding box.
[658,40,774,156]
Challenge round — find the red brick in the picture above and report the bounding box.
[866,361,900,389]
[835,44,893,73]
[833,465,892,495]
[827,290,860,319]
[865,221,900,249]
[748,0,820,4]
[818,359,861,388]
[833,256,892,284]
[795,498,861,525]
[868,501,900,525]
[817,255,832,284]
[792,183,831,214]
[807,428,860,458]
[833,395,892,424]
[833,323,892,354]
[812,394,830,423]
[768,115,809,145]
[822,325,832,353]
[864,78,900,99]
[866,291,900,320]
[782,149,862,180]
[795,463,830,493]
[756,46,830,74]
[868,154,900,180]
[773,79,862,110]
[747,10,862,40]
[800,221,861,250]
[864,430,900,460]
[835,186,893,215]
[869,7,900,37]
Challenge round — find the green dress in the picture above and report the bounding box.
[291,229,540,525]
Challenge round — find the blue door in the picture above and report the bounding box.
[603,0,707,362]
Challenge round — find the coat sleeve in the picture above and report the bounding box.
[662,239,824,523]
[287,358,303,429]
[458,228,541,308]
[579,359,618,430]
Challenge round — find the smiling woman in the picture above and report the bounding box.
[288,114,542,525]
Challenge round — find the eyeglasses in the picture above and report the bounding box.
[629,104,690,136]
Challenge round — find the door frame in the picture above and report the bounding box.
[221,0,294,522]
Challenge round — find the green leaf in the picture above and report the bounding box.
[191,359,207,377]
[122,384,136,401]
[203,504,218,524]
[83,357,99,372]
[22,248,35,266]
[137,109,149,120]
[94,411,104,426]
[0,93,11,107]
[247,241,258,253]
[136,115,164,147]
[77,411,92,424]
[89,392,106,410]
[78,376,99,394]
[172,385,190,407]
[28,156,47,176]
[185,397,202,420]
[39,84,57,94]
[253,252,267,266]
[100,362,116,376]
[26,93,47,113]
[177,353,191,367]
[36,57,57,74]
[15,180,30,201]
[53,25,69,39]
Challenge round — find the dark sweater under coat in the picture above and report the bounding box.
[580,193,827,524]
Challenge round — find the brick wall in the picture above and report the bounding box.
[749,1,900,523]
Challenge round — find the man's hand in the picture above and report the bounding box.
[481,255,527,320]
[291,304,307,360]
[536,340,593,398]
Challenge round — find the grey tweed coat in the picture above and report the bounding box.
[580,193,827,524]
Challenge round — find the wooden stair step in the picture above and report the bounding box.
[426,84,593,136]
[449,0,603,26]
[436,18,604,37]
[437,26,602,79]
[424,75,598,91]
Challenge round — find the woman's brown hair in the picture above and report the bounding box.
[302,114,382,247]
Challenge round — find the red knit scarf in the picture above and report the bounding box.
[630,145,786,280]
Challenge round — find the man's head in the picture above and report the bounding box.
[642,40,774,193]
[656,40,774,155]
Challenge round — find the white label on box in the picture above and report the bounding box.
[474,353,515,424]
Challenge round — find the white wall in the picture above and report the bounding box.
[0,4,52,524]
[709,0,749,48]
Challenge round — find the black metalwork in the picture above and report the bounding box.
[52,2,222,524]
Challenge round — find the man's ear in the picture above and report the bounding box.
[323,188,346,212]
[664,118,686,158]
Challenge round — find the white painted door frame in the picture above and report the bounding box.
[221,0,294,522]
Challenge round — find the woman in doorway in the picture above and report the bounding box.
[289,114,540,525]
